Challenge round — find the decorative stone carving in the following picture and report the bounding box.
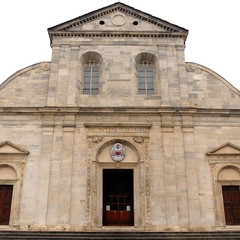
[133,136,144,144]
[111,13,126,26]
[207,142,240,164]
[92,137,103,143]
[35,63,51,73]
[186,63,202,74]
[85,124,152,227]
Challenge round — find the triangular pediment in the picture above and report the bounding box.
[206,142,240,155]
[48,2,188,41]
[0,141,29,155]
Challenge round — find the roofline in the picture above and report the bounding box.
[47,2,188,43]
[48,2,188,32]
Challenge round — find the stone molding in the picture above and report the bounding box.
[0,141,29,226]
[84,124,152,228]
[207,143,240,226]
[48,3,188,43]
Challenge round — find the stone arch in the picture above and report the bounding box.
[96,139,141,162]
[135,52,157,66]
[80,51,103,64]
[217,165,240,181]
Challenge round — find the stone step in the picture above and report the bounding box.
[0,231,240,240]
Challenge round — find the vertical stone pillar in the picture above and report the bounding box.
[70,125,86,226]
[57,115,75,225]
[173,114,189,228]
[183,116,201,227]
[47,114,64,226]
[67,46,79,106]
[161,115,178,226]
[56,45,71,106]
[143,137,152,226]
[176,45,189,107]
[34,114,54,226]
[47,46,60,106]
[166,45,180,106]
[149,125,166,226]
[158,45,169,106]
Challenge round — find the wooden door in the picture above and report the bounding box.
[222,186,240,225]
[103,169,134,226]
[0,185,13,225]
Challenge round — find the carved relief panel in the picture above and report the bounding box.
[84,123,152,229]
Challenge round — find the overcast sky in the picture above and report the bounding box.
[0,0,239,90]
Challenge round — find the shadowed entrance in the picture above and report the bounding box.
[103,169,134,226]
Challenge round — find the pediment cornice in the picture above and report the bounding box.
[206,142,240,156]
[0,141,29,158]
[48,2,188,42]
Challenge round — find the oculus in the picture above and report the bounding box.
[111,143,126,162]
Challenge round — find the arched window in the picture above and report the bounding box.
[137,61,154,95]
[80,51,102,95]
[135,52,156,95]
[83,60,100,94]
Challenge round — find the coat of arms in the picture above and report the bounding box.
[111,143,126,162]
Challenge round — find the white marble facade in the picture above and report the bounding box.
[0,2,240,231]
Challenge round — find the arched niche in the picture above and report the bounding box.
[96,139,140,163]
[0,164,18,181]
[217,165,240,181]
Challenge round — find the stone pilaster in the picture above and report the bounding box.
[173,115,189,228]
[67,46,79,106]
[34,114,54,226]
[176,45,189,107]
[182,116,201,227]
[46,114,64,225]
[47,46,60,106]
[161,115,178,226]
[57,115,75,224]
[158,45,169,106]
[56,45,71,106]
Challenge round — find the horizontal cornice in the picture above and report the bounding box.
[0,107,240,116]
[48,31,187,43]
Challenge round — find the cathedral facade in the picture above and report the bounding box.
[0,2,240,232]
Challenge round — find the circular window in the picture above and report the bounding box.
[99,20,105,25]
[133,21,138,26]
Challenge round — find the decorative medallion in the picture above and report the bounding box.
[111,143,126,162]
[111,13,126,26]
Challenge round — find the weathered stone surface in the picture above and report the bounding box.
[0,2,240,232]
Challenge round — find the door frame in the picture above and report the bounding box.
[84,135,152,229]
[98,164,138,227]
[217,181,240,226]
[221,185,240,225]
[88,162,147,228]
[0,184,14,225]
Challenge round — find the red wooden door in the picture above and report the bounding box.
[0,185,13,225]
[222,186,240,225]
[105,194,132,226]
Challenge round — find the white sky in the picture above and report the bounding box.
[0,0,239,90]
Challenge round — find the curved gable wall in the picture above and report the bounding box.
[0,62,50,107]
[186,62,240,108]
